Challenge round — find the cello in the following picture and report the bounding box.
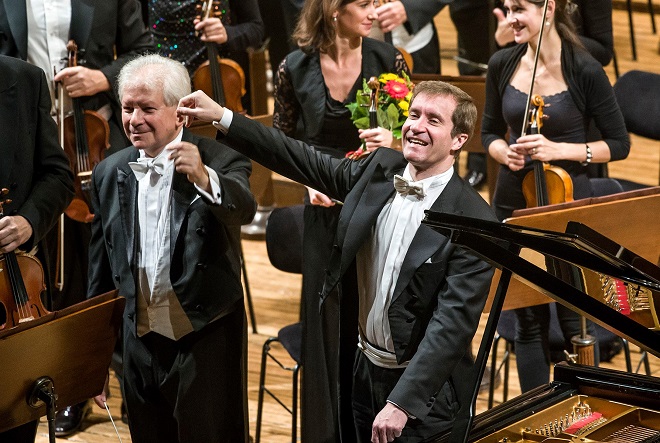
[0,189,49,329]
[58,40,110,224]
[193,0,247,113]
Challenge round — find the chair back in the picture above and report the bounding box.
[613,70,660,140]
[265,205,305,274]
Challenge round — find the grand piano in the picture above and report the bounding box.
[421,212,660,443]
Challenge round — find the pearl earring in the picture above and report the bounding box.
[545,20,550,26]
[333,16,337,22]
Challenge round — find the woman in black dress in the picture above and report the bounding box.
[273,0,409,440]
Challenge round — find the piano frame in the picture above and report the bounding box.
[422,212,660,443]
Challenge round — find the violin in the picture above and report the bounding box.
[346,77,380,160]
[521,94,574,207]
[58,40,110,224]
[0,189,49,329]
[193,0,247,114]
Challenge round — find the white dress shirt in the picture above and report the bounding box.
[357,165,454,368]
[135,130,223,340]
[25,0,71,111]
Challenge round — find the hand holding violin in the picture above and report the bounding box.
[54,66,110,98]
[194,16,228,44]
[510,133,561,163]
[0,215,32,254]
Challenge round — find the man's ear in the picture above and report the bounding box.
[451,133,469,155]
[175,110,186,128]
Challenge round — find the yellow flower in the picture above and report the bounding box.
[398,100,409,112]
[379,73,398,82]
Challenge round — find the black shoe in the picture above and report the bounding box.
[464,170,486,189]
[54,400,91,437]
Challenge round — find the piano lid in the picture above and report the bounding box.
[421,212,660,358]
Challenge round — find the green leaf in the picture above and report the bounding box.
[386,103,400,126]
[353,116,371,130]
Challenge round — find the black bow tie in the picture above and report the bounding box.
[393,174,425,198]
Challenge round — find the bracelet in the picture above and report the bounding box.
[581,144,592,166]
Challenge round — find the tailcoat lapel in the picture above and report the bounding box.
[117,152,139,268]
[169,130,201,260]
[339,164,399,273]
[3,0,28,59]
[169,173,198,260]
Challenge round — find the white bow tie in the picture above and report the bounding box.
[128,156,167,180]
[393,174,425,198]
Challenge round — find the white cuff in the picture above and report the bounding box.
[212,109,234,135]
[195,166,222,204]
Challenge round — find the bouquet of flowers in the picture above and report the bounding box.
[345,72,414,159]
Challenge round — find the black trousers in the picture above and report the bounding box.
[352,351,457,443]
[122,304,248,443]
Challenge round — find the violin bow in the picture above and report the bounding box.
[520,0,550,137]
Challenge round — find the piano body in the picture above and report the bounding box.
[421,209,660,443]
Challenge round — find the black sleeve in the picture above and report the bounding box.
[224,0,265,53]
[574,0,614,66]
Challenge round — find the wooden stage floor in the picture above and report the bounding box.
[34,2,659,441]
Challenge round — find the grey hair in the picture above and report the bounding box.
[117,54,191,106]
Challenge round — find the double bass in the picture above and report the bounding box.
[58,40,110,224]
[193,0,247,113]
[0,189,48,329]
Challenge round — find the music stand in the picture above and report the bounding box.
[0,290,124,442]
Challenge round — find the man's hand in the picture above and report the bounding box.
[375,1,408,33]
[0,215,33,253]
[167,142,211,192]
[371,402,408,443]
[54,66,111,97]
[178,90,225,125]
[306,187,336,207]
[194,17,228,44]
[359,127,394,152]
[93,373,110,409]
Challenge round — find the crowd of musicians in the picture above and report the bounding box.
[0,0,651,442]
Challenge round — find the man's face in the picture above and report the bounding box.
[121,84,182,157]
[401,92,467,178]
